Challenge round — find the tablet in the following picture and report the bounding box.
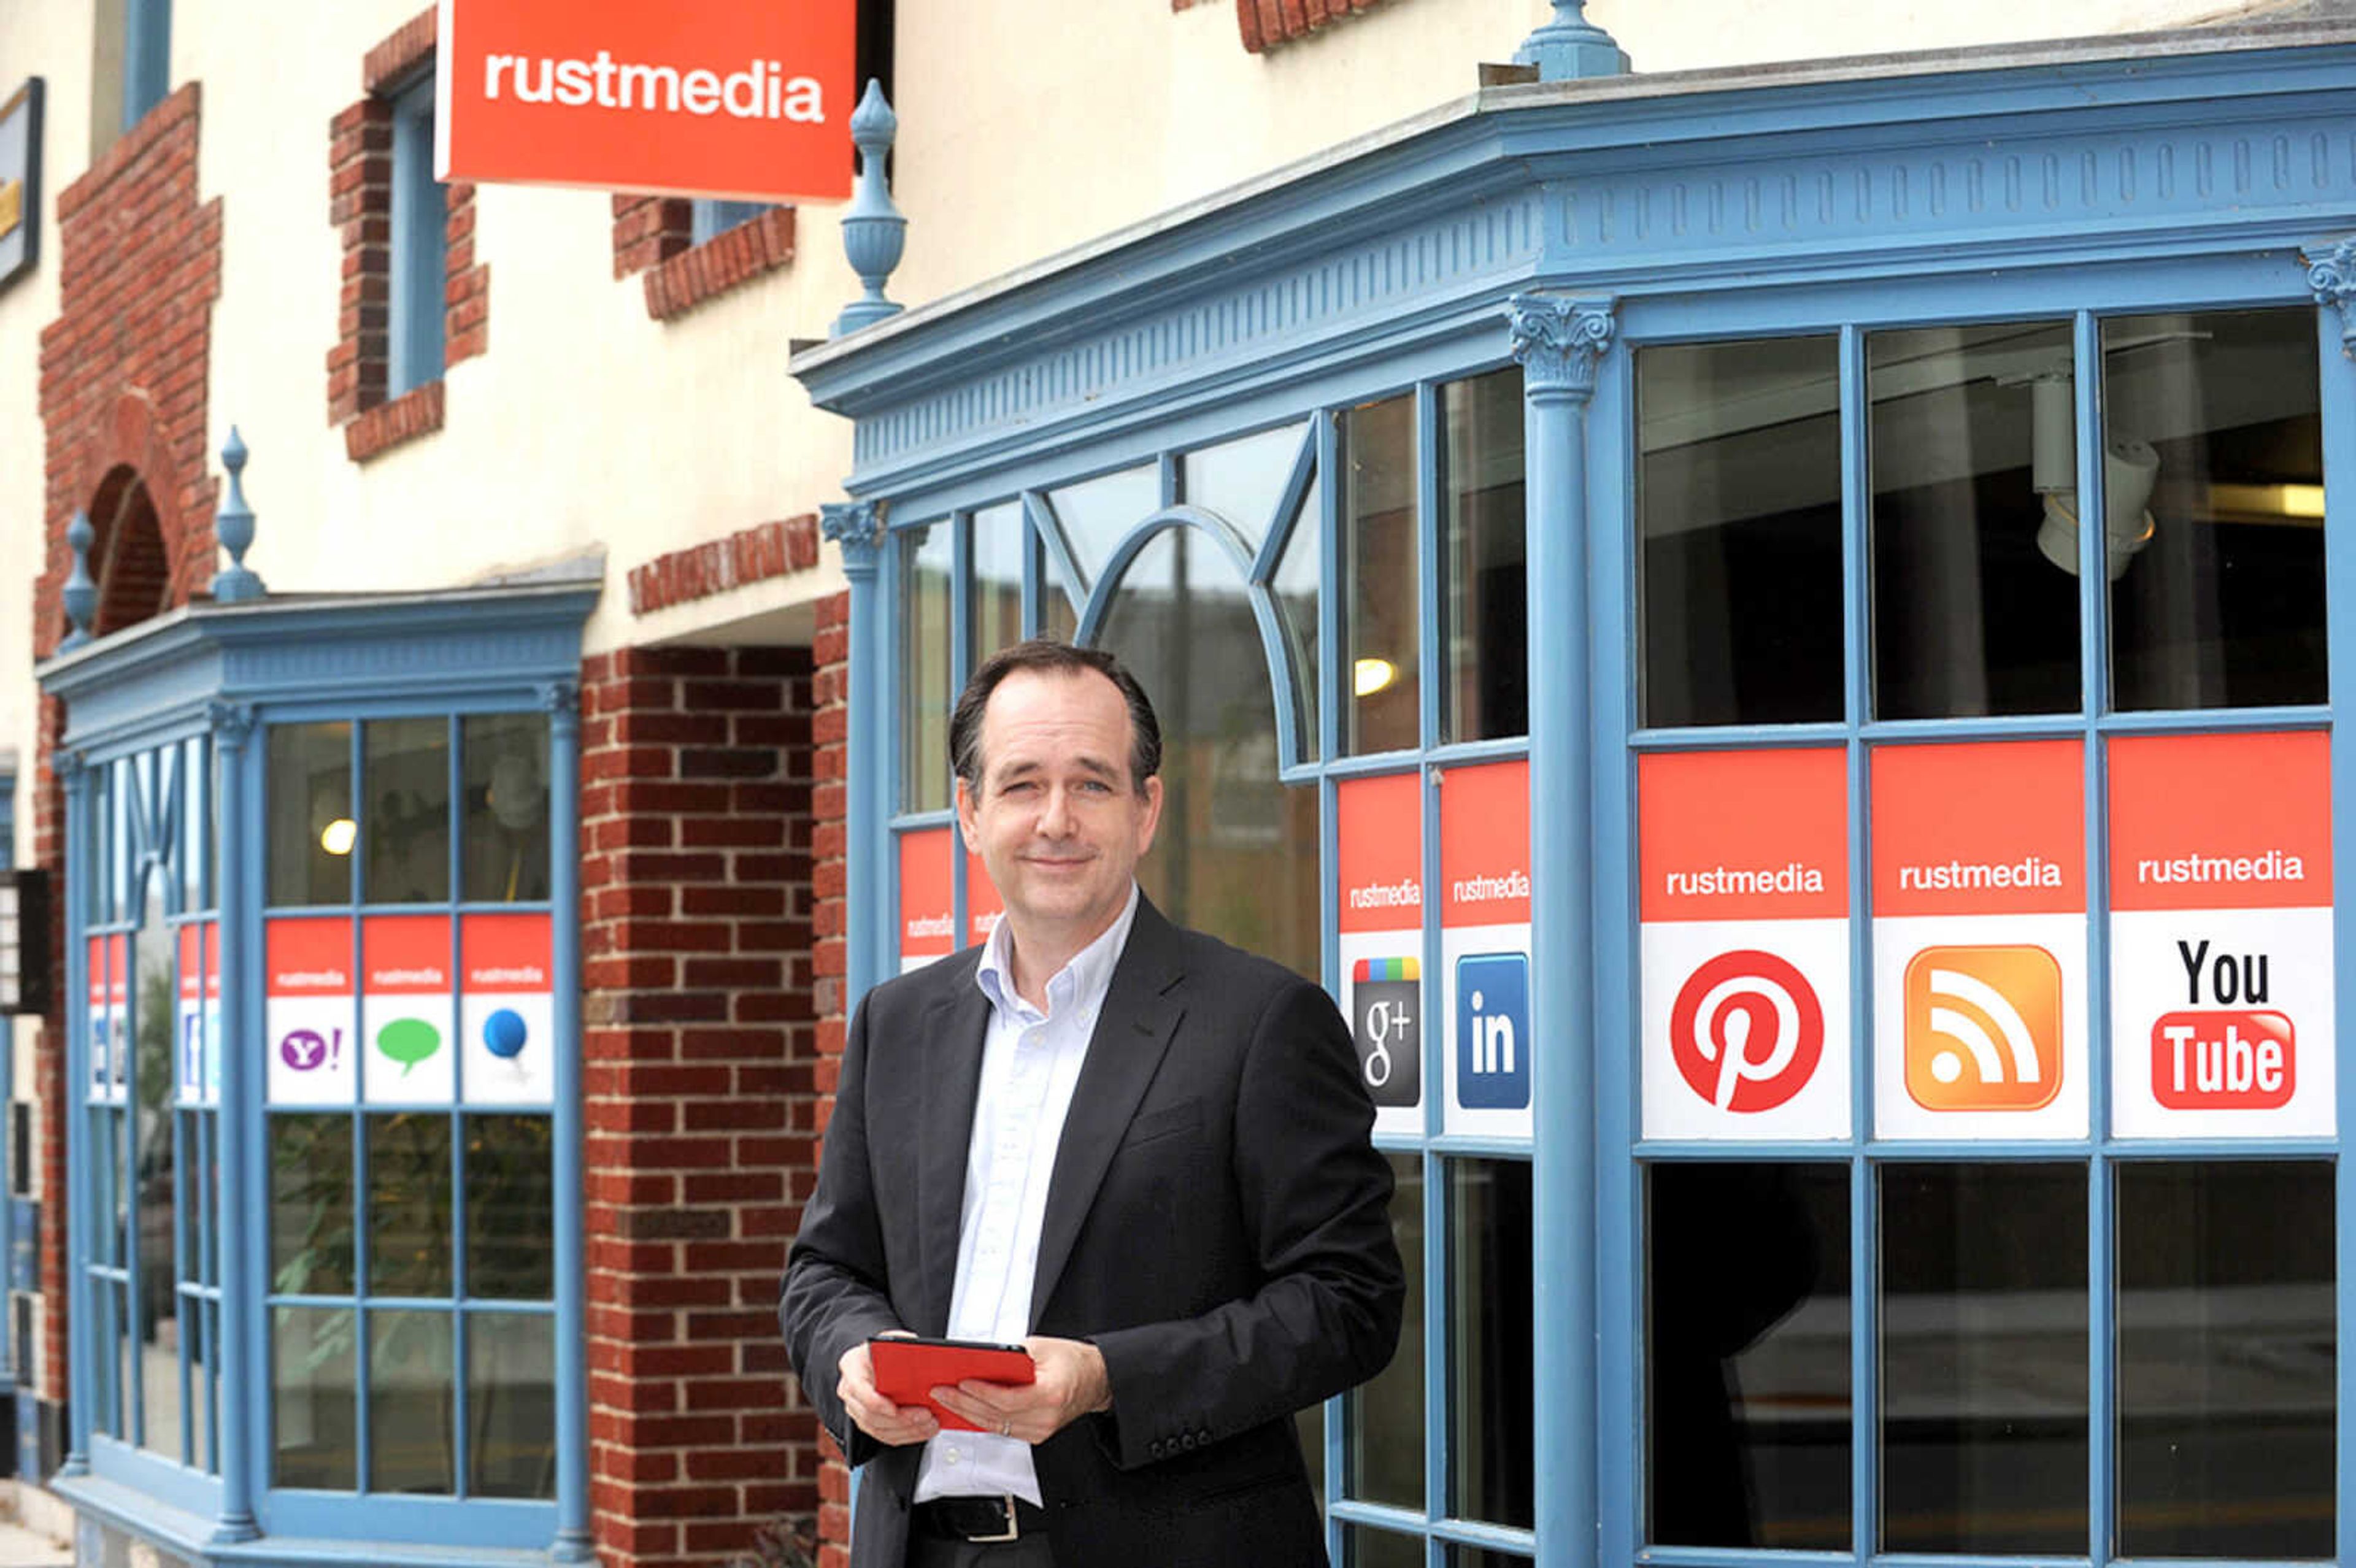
[868,1335,1036,1431]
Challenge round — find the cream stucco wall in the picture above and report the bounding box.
[0,0,2323,704]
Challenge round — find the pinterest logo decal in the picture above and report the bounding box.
[1669,950,1825,1113]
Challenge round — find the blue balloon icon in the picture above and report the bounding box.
[483,1008,528,1060]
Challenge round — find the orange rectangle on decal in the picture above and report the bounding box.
[965,849,1003,950]
[267,920,352,996]
[178,928,201,1002]
[898,828,953,959]
[1639,748,1847,922]
[84,937,104,1005]
[1338,774,1423,934]
[436,0,858,203]
[106,935,128,1005]
[361,915,452,995]
[1872,740,2084,917]
[461,913,553,992]
[1439,761,1530,927]
[2109,731,2331,910]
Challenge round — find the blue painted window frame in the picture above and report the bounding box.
[120,0,169,130]
[691,199,772,246]
[0,772,14,871]
[387,71,446,400]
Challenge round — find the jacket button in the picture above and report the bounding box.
[1196,1429,1211,1444]
[1149,1440,1164,1458]
[1179,1434,1195,1451]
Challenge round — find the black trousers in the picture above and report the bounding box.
[906,1531,1056,1568]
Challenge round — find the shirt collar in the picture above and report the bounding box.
[974,882,1141,1022]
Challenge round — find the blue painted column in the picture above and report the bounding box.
[1509,291,1617,1568]
[56,751,91,1481]
[823,502,887,1008]
[206,703,258,1542]
[545,679,593,1564]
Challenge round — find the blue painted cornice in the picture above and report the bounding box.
[794,26,2356,507]
[36,581,601,758]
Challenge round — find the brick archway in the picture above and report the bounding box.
[84,464,171,637]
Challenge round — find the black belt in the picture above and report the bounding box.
[911,1494,1050,1542]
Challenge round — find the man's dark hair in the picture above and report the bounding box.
[950,639,1163,792]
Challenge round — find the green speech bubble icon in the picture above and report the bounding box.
[376,1017,443,1077]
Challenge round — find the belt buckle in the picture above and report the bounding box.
[973,1496,1020,1543]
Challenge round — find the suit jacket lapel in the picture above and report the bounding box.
[1030,897,1185,1324]
[916,979,990,1335]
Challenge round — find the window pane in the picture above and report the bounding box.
[469,1312,556,1498]
[274,1305,355,1489]
[1880,1162,2087,1553]
[2106,309,2327,710]
[900,525,953,812]
[1184,423,1306,553]
[1639,337,1842,727]
[370,1308,454,1494]
[1348,1151,1423,1509]
[972,502,1026,664]
[363,718,449,905]
[1871,321,2081,719]
[1095,528,1319,978]
[462,713,549,904]
[134,886,178,1461]
[1348,1528,1423,1568]
[368,1113,452,1299]
[466,1115,553,1301]
[1447,1158,1532,1529]
[269,723,353,907]
[1439,367,1526,744]
[1449,1553,1532,1568]
[1048,464,1160,591]
[1649,1162,1850,1549]
[1340,393,1419,754]
[1272,476,1322,763]
[2117,1161,2333,1558]
[272,1113,354,1297]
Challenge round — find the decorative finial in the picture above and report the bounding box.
[210,425,266,603]
[832,80,907,338]
[1513,0,1628,81]
[58,510,96,653]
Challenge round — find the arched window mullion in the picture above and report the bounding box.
[1022,490,1087,623]
[1251,423,1319,586]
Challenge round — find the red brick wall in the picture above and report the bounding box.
[580,644,825,1568]
[610,197,798,323]
[1236,0,1390,52]
[33,78,224,1412]
[807,593,853,1567]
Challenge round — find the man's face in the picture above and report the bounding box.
[957,667,1163,955]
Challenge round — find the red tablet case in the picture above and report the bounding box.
[869,1337,1036,1432]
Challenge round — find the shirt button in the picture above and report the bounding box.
[945,1448,962,1465]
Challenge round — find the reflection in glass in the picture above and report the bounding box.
[1649,1163,1849,1548]
[2117,1161,2333,1558]
[1349,1151,1423,1510]
[1048,464,1161,591]
[972,502,1027,665]
[1439,368,1527,743]
[1271,477,1322,763]
[364,718,450,904]
[466,1115,554,1300]
[133,875,179,1460]
[2105,310,2327,710]
[269,723,354,906]
[274,1305,356,1489]
[1448,1159,1533,1528]
[1095,527,1318,978]
[901,525,953,812]
[272,1113,354,1296]
[1881,1163,2087,1554]
[368,1114,452,1298]
[1349,1528,1423,1568]
[463,713,549,904]
[1449,1553,1534,1568]
[1639,337,1842,728]
[182,735,209,912]
[370,1308,455,1493]
[469,1312,556,1498]
[1340,394,1419,754]
[1184,423,1306,551]
[1871,322,2081,719]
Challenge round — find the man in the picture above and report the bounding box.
[781,639,1403,1567]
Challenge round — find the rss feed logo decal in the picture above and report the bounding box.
[1903,944,2063,1112]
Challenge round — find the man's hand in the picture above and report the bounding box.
[930,1336,1112,1445]
[837,1334,941,1447]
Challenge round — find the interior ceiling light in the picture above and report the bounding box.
[320,818,358,857]
[2208,482,2325,522]
[2025,370,2158,580]
[1353,658,1398,698]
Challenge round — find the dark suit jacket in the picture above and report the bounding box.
[780,896,1403,1567]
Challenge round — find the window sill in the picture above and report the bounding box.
[344,379,445,464]
[643,206,796,323]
